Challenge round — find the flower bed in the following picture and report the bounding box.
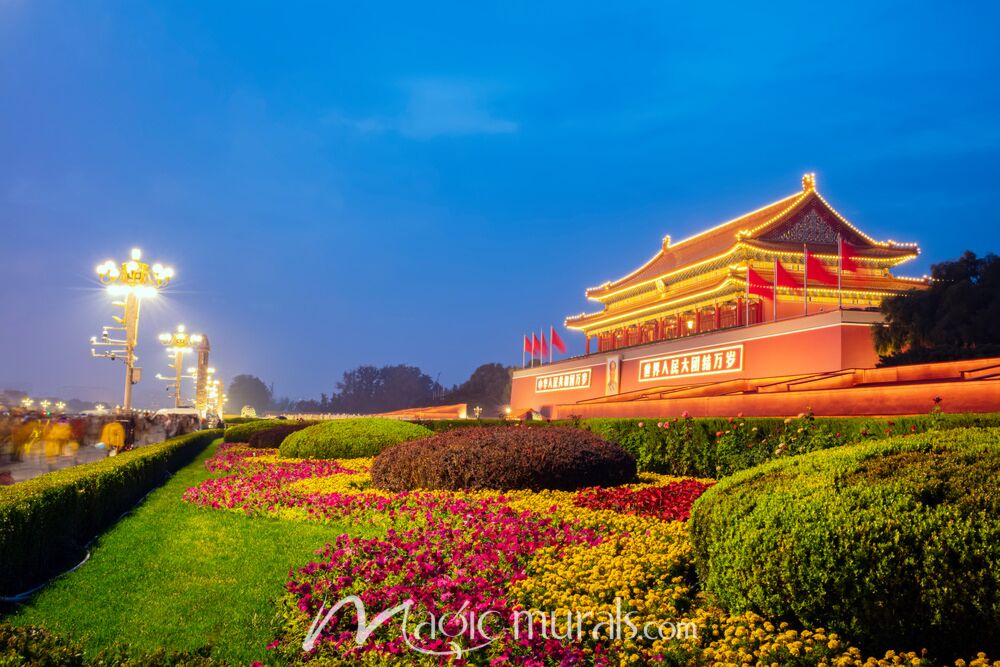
[573,479,714,522]
[180,442,999,666]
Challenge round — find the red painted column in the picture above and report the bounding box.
[737,297,744,326]
[714,302,721,329]
[586,336,591,355]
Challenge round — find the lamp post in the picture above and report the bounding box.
[55,401,67,413]
[156,325,203,408]
[205,376,226,416]
[189,335,211,415]
[204,367,217,413]
[40,400,51,415]
[91,248,174,411]
[21,397,34,410]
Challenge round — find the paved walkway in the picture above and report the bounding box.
[1,446,111,484]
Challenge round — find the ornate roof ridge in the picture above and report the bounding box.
[584,173,919,302]
[585,180,815,300]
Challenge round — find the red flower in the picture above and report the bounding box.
[574,479,714,522]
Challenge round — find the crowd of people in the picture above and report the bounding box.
[0,410,205,483]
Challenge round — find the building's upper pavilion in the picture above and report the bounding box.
[566,174,924,353]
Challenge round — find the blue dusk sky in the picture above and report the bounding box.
[1,2,998,405]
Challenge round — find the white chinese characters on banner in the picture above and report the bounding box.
[535,368,593,393]
[638,344,743,382]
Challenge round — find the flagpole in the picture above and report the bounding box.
[803,243,808,316]
[522,335,526,369]
[837,234,843,310]
[773,257,778,321]
[745,262,751,327]
[549,327,553,364]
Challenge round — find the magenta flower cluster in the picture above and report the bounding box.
[283,505,605,664]
[184,446,359,512]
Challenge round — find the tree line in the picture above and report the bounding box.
[876,250,1000,365]
[228,362,512,417]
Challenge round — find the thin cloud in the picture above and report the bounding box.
[325,78,518,140]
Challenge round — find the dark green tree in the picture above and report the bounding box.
[329,365,442,414]
[874,251,1000,365]
[227,374,273,414]
[443,363,513,415]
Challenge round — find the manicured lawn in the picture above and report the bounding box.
[9,439,376,664]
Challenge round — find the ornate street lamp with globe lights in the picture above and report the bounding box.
[155,324,203,408]
[90,248,174,411]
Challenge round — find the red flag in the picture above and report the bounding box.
[806,250,838,285]
[540,332,550,357]
[747,266,772,298]
[531,333,540,356]
[550,327,566,354]
[775,258,799,289]
[523,335,532,354]
[840,238,860,273]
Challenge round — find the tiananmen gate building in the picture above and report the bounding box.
[510,174,1000,418]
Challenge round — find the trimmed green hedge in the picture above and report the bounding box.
[411,418,553,432]
[689,427,1000,658]
[223,419,309,443]
[410,412,1000,477]
[222,416,265,425]
[0,429,220,596]
[246,423,313,449]
[279,418,432,459]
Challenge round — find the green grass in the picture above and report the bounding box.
[7,439,376,663]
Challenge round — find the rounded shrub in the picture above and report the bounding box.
[247,423,313,449]
[370,426,637,492]
[224,419,295,443]
[279,418,432,459]
[689,427,1000,659]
